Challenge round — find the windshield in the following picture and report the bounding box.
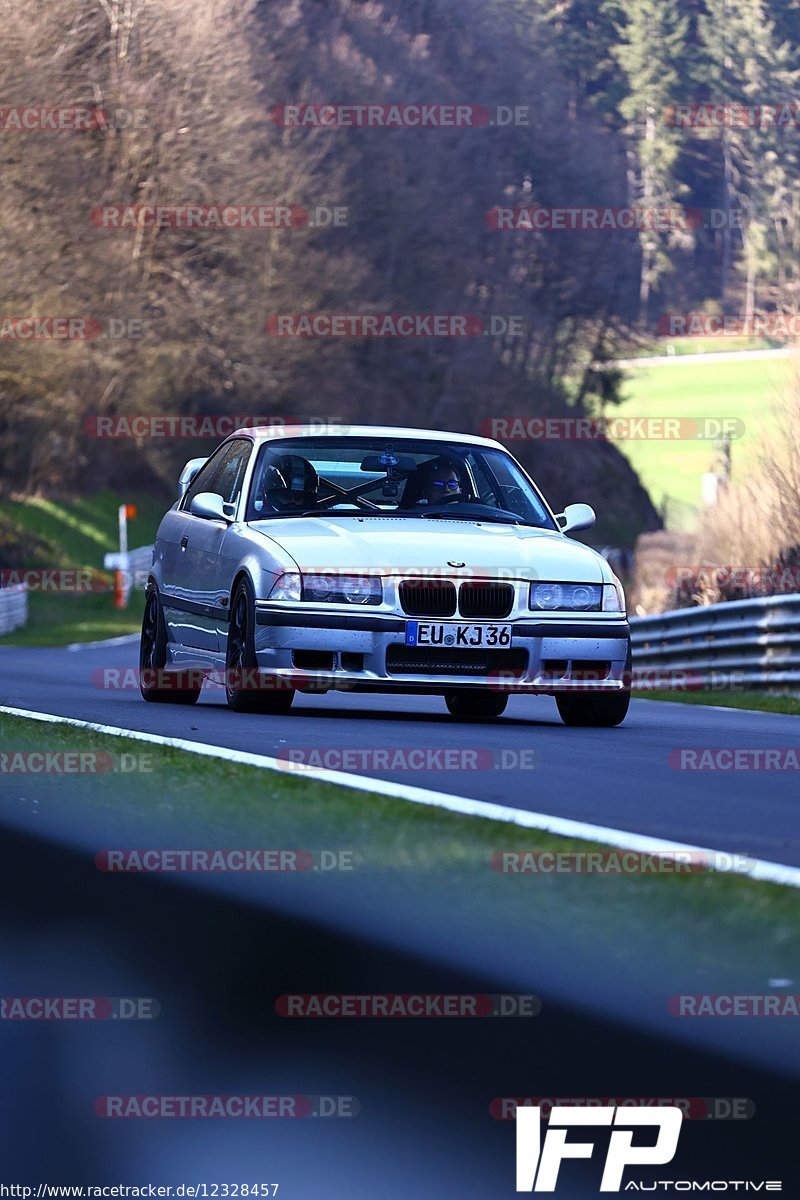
[245,437,556,528]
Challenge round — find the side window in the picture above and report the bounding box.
[182,440,251,512]
[476,451,551,526]
[215,440,251,508]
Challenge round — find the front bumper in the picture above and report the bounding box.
[253,604,630,693]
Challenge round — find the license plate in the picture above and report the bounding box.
[405,621,512,648]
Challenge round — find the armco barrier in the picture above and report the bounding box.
[630,593,800,689]
[125,544,154,590]
[104,544,153,606]
[0,583,28,634]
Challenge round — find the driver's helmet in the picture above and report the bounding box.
[263,454,319,511]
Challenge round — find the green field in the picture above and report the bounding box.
[0,489,167,645]
[620,336,779,358]
[611,352,795,527]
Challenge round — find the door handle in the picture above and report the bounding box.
[180,537,189,551]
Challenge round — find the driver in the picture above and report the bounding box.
[415,456,464,505]
[262,454,319,512]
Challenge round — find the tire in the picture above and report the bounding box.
[225,578,294,714]
[445,691,508,720]
[139,588,202,704]
[555,642,632,727]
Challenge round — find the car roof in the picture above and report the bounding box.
[230,424,504,451]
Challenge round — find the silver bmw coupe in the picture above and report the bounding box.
[140,425,631,724]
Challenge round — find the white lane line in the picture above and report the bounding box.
[2,703,799,890]
[67,634,140,652]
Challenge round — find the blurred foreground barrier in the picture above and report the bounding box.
[631,593,800,690]
[0,583,28,633]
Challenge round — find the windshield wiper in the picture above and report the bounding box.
[420,511,524,526]
[265,509,401,518]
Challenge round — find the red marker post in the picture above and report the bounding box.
[107,504,138,608]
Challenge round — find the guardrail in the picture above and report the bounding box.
[0,584,29,634]
[103,544,153,607]
[126,544,154,589]
[630,593,800,688]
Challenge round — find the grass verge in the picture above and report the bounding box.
[0,592,146,647]
[1,710,798,998]
[0,489,164,646]
[634,689,800,715]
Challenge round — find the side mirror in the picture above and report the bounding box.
[557,503,596,534]
[189,492,233,522]
[178,457,208,499]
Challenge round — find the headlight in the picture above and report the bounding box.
[529,582,602,611]
[303,573,383,605]
[602,578,626,613]
[268,572,302,602]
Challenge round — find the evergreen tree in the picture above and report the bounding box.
[606,0,690,323]
[697,0,800,307]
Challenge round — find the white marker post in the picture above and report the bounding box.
[110,504,138,607]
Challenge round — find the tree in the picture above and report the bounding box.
[697,0,800,308]
[606,0,690,323]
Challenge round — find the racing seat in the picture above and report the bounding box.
[262,454,319,512]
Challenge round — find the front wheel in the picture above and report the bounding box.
[556,642,632,727]
[225,579,294,714]
[139,589,202,704]
[555,689,630,727]
[445,691,508,720]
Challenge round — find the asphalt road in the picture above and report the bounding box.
[2,637,799,866]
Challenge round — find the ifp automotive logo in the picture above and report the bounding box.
[515,1104,682,1191]
[514,1105,782,1192]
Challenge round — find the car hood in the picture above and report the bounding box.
[249,516,609,583]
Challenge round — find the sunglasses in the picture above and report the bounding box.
[431,479,460,491]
